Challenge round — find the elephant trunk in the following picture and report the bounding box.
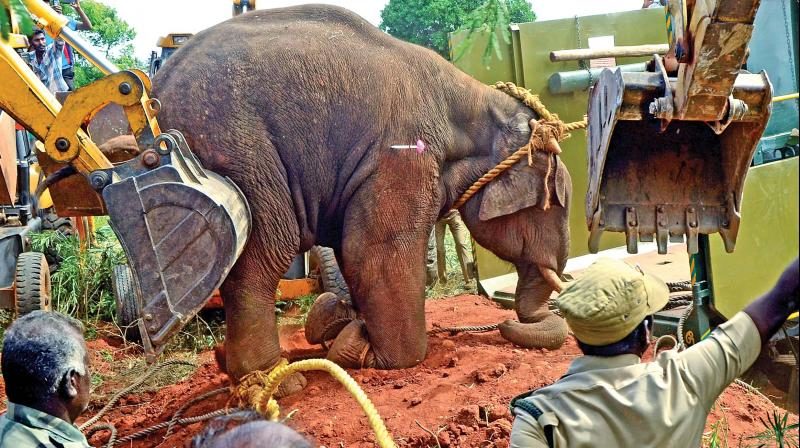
[498,263,568,350]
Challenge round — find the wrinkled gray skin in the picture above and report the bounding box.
[152,5,571,382]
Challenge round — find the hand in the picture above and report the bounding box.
[53,3,63,14]
[73,0,81,9]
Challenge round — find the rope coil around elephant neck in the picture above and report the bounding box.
[233,358,397,448]
[451,82,588,211]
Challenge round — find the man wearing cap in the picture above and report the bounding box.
[509,257,799,448]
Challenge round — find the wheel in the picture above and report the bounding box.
[113,264,141,341]
[15,252,52,317]
[41,211,74,236]
[310,246,351,303]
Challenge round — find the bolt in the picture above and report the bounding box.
[144,314,153,321]
[599,220,605,227]
[55,137,70,152]
[149,326,157,332]
[688,207,695,213]
[689,221,697,228]
[119,82,132,95]
[89,171,110,190]
[142,149,160,168]
[657,206,665,213]
[721,220,729,228]
[629,221,637,227]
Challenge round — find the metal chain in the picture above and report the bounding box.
[574,16,593,87]
[781,1,797,86]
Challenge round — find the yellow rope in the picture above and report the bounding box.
[234,358,396,448]
[451,82,586,210]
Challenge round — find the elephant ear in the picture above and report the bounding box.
[479,154,569,221]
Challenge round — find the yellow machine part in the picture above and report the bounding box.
[29,162,53,209]
[709,157,800,317]
[155,33,193,49]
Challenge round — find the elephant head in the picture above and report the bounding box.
[455,102,572,350]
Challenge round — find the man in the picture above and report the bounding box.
[28,28,68,93]
[46,0,93,90]
[510,257,799,448]
[0,311,92,448]
[426,210,474,286]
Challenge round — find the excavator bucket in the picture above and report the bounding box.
[585,0,772,255]
[103,130,251,359]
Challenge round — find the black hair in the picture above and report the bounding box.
[31,28,46,38]
[577,317,651,357]
[192,412,313,448]
[1,311,87,406]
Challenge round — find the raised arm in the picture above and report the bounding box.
[744,258,799,343]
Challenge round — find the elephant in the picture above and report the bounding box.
[151,4,572,386]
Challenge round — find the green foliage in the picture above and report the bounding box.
[379,0,535,59]
[30,220,126,322]
[1,0,33,40]
[747,410,799,448]
[60,0,144,88]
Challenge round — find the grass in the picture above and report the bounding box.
[426,230,478,300]
[747,410,799,448]
[30,217,126,323]
[704,402,730,448]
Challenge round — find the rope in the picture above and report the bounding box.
[234,358,396,448]
[114,408,239,445]
[79,359,197,431]
[84,423,117,448]
[429,323,500,335]
[451,82,587,210]
[666,281,692,292]
[165,386,230,438]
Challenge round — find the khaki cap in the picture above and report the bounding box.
[556,258,669,346]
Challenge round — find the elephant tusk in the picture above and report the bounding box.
[538,265,564,293]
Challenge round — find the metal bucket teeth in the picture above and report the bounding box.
[586,69,772,255]
[103,130,250,358]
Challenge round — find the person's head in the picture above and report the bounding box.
[30,29,47,53]
[1,310,91,423]
[556,258,669,357]
[191,411,312,448]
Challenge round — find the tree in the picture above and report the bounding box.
[63,0,143,88]
[379,0,535,59]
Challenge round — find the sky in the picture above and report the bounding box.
[95,0,644,61]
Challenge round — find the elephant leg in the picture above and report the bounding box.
[219,200,306,397]
[499,264,568,350]
[326,228,429,369]
[304,291,357,345]
[327,174,436,369]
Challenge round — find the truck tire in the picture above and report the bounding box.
[310,246,351,304]
[15,252,52,317]
[113,264,141,341]
[41,212,73,236]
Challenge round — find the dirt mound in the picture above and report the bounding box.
[1,295,796,447]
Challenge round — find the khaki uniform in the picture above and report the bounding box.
[510,312,761,448]
[426,210,473,285]
[0,402,90,448]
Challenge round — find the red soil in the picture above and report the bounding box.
[1,295,796,447]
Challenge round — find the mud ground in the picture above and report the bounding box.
[1,294,797,447]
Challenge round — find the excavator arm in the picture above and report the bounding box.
[0,1,251,360]
[586,0,772,256]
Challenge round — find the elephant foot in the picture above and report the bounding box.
[326,319,376,368]
[499,313,568,350]
[305,292,357,345]
[275,372,308,399]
